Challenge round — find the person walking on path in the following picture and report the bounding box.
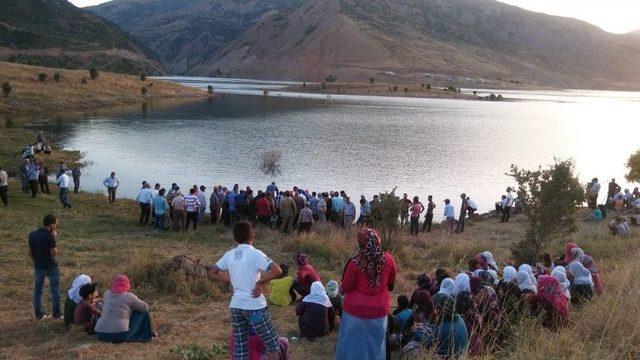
[136,183,153,225]
[443,199,455,236]
[422,195,436,232]
[184,188,201,231]
[103,172,120,203]
[209,221,283,360]
[0,166,8,206]
[55,171,72,209]
[455,193,468,233]
[501,187,514,223]
[29,214,61,319]
[72,167,81,194]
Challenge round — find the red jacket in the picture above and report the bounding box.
[341,253,397,319]
[255,197,271,217]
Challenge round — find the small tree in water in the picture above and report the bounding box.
[371,188,401,251]
[260,150,282,175]
[508,159,585,264]
[625,150,640,183]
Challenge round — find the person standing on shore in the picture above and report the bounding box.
[501,187,514,223]
[27,161,39,198]
[586,178,600,209]
[343,197,356,229]
[29,214,61,319]
[266,182,279,198]
[37,162,50,195]
[72,167,81,194]
[197,185,207,225]
[184,188,200,231]
[55,171,72,209]
[171,189,186,231]
[103,172,120,204]
[607,178,621,202]
[298,202,314,234]
[153,188,168,231]
[422,195,436,232]
[208,221,283,360]
[19,159,30,194]
[136,183,153,225]
[209,186,220,224]
[444,199,455,236]
[399,193,412,227]
[455,193,468,233]
[279,191,297,234]
[409,196,424,235]
[0,166,8,206]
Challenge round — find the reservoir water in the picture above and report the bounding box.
[42,77,640,217]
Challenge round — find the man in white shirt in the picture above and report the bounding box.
[136,183,154,225]
[443,198,455,236]
[0,166,8,206]
[103,172,120,203]
[209,221,282,360]
[55,171,72,209]
[502,187,514,223]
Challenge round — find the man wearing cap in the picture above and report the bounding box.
[443,199,455,236]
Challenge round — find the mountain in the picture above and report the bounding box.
[90,0,640,89]
[89,0,306,74]
[0,0,163,74]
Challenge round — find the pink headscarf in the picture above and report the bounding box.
[110,274,131,294]
[564,243,579,264]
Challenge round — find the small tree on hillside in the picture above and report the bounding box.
[89,68,99,80]
[2,82,11,97]
[369,78,375,84]
[371,188,401,251]
[53,73,61,82]
[141,87,147,95]
[625,150,640,183]
[508,159,585,264]
[81,77,88,84]
[140,73,147,81]
[38,73,47,82]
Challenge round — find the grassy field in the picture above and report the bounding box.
[0,61,206,115]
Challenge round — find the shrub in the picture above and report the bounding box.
[447,85,457,92]
[404,87,408,93]
[625,150,640,183]
[1,82,11,97]
[81,77,87,84]
[393,86,398,91]
[371,188,401,251]
[38,73,47,82]
[141,87,147,95]
[166,344,227,360]
[89,68,99,80]
[140,73,146,81]
[259,150,282,175]
[508,159,585,263]
[369,78,375,84]
[53,73,61,82]
[426,84,431,90]
[207,85,214,95]
[325,74,337,83]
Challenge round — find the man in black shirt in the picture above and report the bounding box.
[28,214,60,319]
[422,195,436,232]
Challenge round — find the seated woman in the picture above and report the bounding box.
[608,217,631,237]
[516,270,537,296]
[405,294,469,359]
[476,252,498,271]
[409,273,437,306]
[95,275,156,343]
[326,280,343,319]
[437,278,456,297]
[471,274,500,333]
[551,266,571,300]
[518,264,538,287]
[583,206,604,222]
[528,275,568,330]
[434,268,453,293]
[64,274,92,326]
[452,273,484,356]
[269,263,295,306]
[568,262,594,307]
[292,253,321,298]
[295,281,336,341]
[570,247,603,295]
[392,295,413,332]
[74,282,102,334]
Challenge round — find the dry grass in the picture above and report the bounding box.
[0,61,206,114]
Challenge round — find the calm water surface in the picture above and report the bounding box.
[43,77,640,217]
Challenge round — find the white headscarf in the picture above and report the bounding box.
[438,278,456,297]
[551,266,571,299]
[302,281,332,308]
[487,269,499,285]
[326,280,339,299]
[68,274,92,304]
[502,266,517,283]
[453,273,471,296]
[518,264,537,286]
[516,270,537,293]
[568,262,594,288]
[481,251,498,270]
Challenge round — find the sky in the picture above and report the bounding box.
[70,0,640,34]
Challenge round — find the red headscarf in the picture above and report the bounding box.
[475,254,488,271]
[470,276,483,295]
[293,253,309,266]
[354,228,386,289]
[412,289,434,320]
[536,275,568,316]
[110,274,131,294]
[564,243,578,264]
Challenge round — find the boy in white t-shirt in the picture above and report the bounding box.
[209,221,283,360]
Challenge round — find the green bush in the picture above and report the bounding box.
[81,77,87,84]
[166,343,227,360]
[371,188,401,251]
[325,74,337,83]
[89,68,99,80]
[53,73,61,82]
[140,73,147,81]
[38,73,47,82]
[141,87,147,95]
[1,82,11,97]
[625,150,640,183]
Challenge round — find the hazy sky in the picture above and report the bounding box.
[70,0,640,34]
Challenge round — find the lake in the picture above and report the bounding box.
[42,77,640,217]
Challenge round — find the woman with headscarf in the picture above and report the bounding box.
[95,275,155,343]
[452,273,484,356]
[551,266,571,300]
[471,273,501,331]
[325,280,342,318]
[529,275,569,330]
[292,253,321,297]
[295,281,335,341]
[434,268,452,293]
[438,278,456,297]
[335,228,397,360]
[568,262,594,307]
[63,274,92,326]
[409,273,436,308]
[518,264,538,286]
[516,270,537,295]
[561,242,579,266]
[476,252,498,271]
[570,247,603,295]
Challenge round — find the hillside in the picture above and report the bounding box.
[88,0,307,74]
[0,0,163,74]
[0,61,205,115]
[91,0,640,89]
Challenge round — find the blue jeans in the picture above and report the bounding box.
[154,213,166,231]
[59,187,71,208]
[34,267,61,318]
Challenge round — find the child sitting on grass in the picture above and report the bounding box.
[74,282,102,334]
[269,263,296,306]
[326,280,342,319]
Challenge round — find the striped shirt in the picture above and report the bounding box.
[184,195,200,212]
